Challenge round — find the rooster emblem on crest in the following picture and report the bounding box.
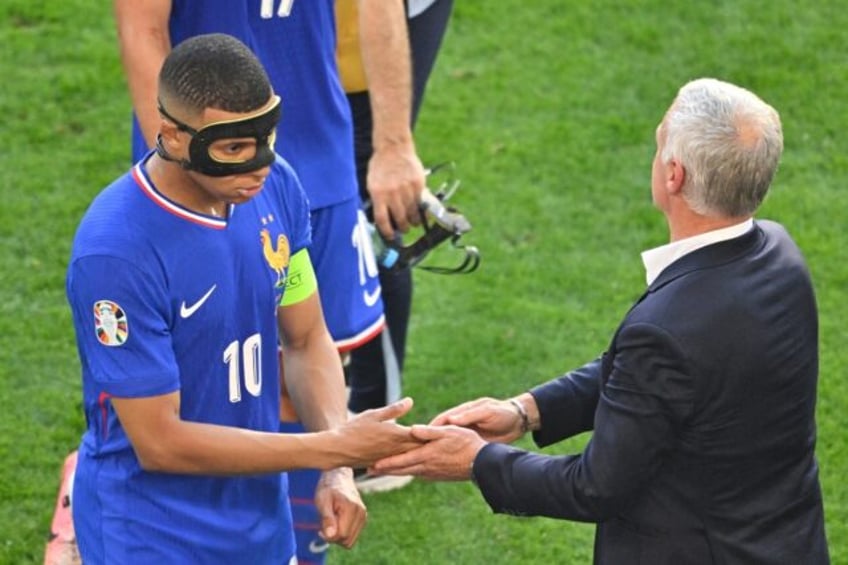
[260,228,290,288]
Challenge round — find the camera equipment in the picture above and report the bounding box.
[371,162,480,275]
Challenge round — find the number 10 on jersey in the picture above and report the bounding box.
[223,334,263,402]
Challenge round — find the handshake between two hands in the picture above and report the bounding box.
[314,397,529,548]
[347,396,529,482]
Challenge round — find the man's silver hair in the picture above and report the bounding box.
[660,78,783,217]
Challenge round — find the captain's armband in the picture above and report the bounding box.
[280,248,317,306]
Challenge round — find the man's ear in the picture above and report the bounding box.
[159,120,183,152]
[666,159,686,195]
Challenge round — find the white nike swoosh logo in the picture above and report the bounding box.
[180,285,217,318]
[308,539,330,554]
[363,286,382,307]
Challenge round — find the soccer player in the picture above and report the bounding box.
[65,34,417,564]
[109,3,424,564]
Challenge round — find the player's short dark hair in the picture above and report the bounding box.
[159,33,272,114]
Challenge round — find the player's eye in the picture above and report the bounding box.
[209,139,258,163]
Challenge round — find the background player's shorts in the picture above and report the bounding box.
[309,197,384,352]
[280,421,327,565]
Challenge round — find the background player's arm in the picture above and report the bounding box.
[114,0,173,149]
[356,0,426,236]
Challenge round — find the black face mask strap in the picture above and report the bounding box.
[155,101,200,171]
[158,101,199,135]
[155,134,192,170]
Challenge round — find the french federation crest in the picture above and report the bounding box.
[93,300,128,346]
[261,228,290,288]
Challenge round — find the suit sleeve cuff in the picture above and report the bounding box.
[472,443,529,516]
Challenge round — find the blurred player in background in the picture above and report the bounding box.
[336,0,455,493]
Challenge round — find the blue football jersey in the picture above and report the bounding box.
[131,0,357,211]
[66,154,310,564]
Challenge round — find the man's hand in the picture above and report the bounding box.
[314,467,366,549]
[370,425,486,481]
[367,142,426,237]
[357,0,426,237]
[429,397,526,444]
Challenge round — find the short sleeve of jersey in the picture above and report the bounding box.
[67,255,180,398]
[267,156,312,254]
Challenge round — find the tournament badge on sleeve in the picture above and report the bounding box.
[93,300,128,346]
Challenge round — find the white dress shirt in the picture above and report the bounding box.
[641,219,754,285]
[408,0,439,18]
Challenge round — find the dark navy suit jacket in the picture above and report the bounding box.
[473,221,829,564]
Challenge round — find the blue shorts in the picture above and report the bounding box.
[309,197,384,351]
[280,422,327,565]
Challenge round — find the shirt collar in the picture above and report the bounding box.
[641,218,754,285]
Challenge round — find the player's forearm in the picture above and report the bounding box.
[356,0,415,151]
[114,0,172,149]
[135,419,353,475]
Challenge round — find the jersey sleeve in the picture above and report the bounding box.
[269,155,312,254]
[67,255,180,398]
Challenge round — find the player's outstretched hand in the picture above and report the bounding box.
[331,397,422,468]
[429,397,525,444]
[314,467,365,549]
[371,425,486,481]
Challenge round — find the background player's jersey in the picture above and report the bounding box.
[66,154,310,563]
[131,0,356,211]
